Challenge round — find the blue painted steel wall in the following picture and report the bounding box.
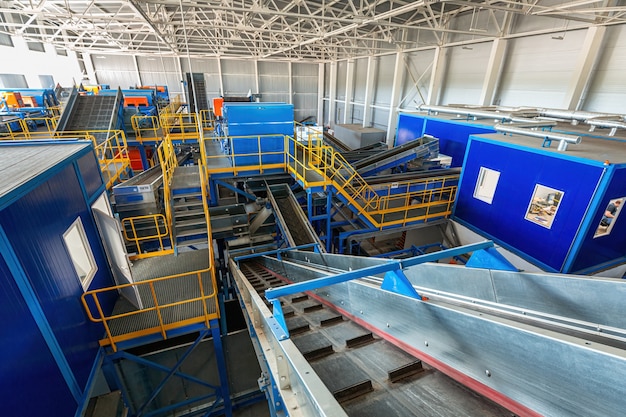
[396,113,496,167]
[0,162,116,393]
[225,103,293,166]
[0,254,77,416]
[224,103,294,136]
[77,152,105,197]
[395,114,425,146]
[571,165,626,273]
[454,137,604,271]
[423,119,495,167]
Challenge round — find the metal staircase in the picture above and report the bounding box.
[171,166,208,249]
[293,141,458,230]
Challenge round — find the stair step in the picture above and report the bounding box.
[173,208,205,216]
[176,218,207,228]
[173,199,204,209]
[176,228,208,239]
[173,191,202,199]
[177,236,209,247]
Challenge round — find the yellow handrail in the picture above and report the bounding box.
[121,214,174,259]
[80,267,218,351]
[159,94,183,116]
[157,136,178,236]
[131,114,161,143]
[160,112,200,142]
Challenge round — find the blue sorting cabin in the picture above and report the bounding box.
[0,140,116,416]
[223,102,294,167]
[396,113,496,167]
[453,131,626,274]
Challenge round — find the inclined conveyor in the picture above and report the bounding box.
[323,131,352,152]
[231,245,626,417]
[267,183,324,250]
[55,88,123,141]
[352,135,439,176]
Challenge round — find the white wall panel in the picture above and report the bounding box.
[137,56,178,73]
[293,63,318,122]
[259,61,289,102]
[400,50,435,109]
[440,42,491,105]
[371,107,389,131]
[93,54,134,71]
[584,25,626,113]
[222,59,256,96]
[336,60,347,100]
[373,54,395,106]
[353,57,369,102]
[496,30,586,108]
[180,58,219,74]
[324,63,331,98]
[94,70,136,89]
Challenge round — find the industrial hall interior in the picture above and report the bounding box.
[2,0,626,416]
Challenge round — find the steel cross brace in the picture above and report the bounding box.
[233,242,321,266]
[264,241,494,335]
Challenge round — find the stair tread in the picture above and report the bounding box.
[176,218,207,227]
[176,228,208,238]
[177,237,209,247]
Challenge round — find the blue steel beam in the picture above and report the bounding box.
[264,241,494,302]
[136,330,210,417]
[233,243,321,264]
[213,179,258,202]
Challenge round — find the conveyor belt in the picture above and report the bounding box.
[237,260,511,417]
[56,88,122,141]
[364,168,462,185]
[340,142,387,162]
[323,131,351,152]
[352,136,439,176]
[267,183,323,250]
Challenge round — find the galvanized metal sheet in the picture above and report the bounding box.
[0,143,90,200]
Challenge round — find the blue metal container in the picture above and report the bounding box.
[224,103,293,167]
[0,141,117,415]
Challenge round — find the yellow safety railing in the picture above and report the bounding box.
[159,94,183,116]
[89,130,133,189]
[282,133,459,229]
[157,136,178,235]
[199,160,216,271]
[0,116,58,140]
[160,112,200,142]
[204,134,287,175]
[131,114,162,143]
[121,214,174,260]
[81,267,218,351]
[199,109,215,134]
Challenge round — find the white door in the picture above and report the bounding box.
[93,208,143,309]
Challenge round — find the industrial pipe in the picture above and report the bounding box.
[538,108,623,122]
[494,123,581,151]
[587,119,626,136]
[419,104,556,127]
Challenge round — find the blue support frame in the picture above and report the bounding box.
[264,241,494,334]
[103,319,232,417]
[213,179,258,202]
[233,243,322,266]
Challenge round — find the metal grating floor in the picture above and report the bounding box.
[108,249,217,338]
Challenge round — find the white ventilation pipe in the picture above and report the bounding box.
[495,124,581,151]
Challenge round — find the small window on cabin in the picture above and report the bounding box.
[594,197,625,238]
[524,184,564,229]
[63,217,98,291]
[473,167,500,204]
